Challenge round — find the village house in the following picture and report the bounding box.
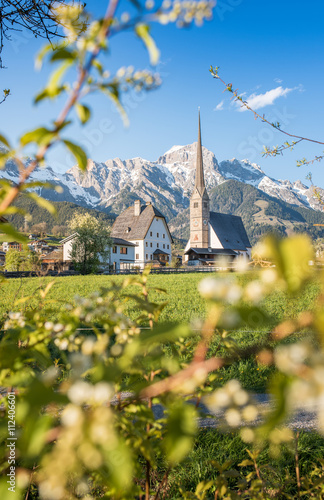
[184,112,251,265]
[2,241,23,252]
[60,233,136,271]
[111,201,173,269]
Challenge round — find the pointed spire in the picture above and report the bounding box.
[195,108,206,196]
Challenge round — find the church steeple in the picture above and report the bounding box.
[190,110,210,248]
[195,109,206,196]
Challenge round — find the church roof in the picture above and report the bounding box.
[111,203,172,241]
[209,212,251,251]
[194,110,208,198]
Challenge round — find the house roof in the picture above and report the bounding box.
[153,249,170,256]
[41,248,63,261]
[111,203,173,242]
[209,212,251,251]
[185,247,238,256]
[60,233,78,244]
[112,237,136,247]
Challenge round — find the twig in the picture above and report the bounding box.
[0,0,120,214]
[295,431,301,499]
[140,356,224,399]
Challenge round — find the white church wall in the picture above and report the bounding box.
[209,224,223,249]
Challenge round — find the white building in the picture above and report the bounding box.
[111,200,173,268]
[60,233,135,271]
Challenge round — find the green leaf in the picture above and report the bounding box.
[75,103,91,124]
[35,44,53,69]
[135,23,160,65]
[0,224,28,243]
[63,139,88,171]
[50,47,77,62]
[26,192,57,216]
[0,133,10,149]
[238,459,254,467]
[164,403,197,464]
[20,127,55,147]
[100,85,129,127]
[47,60,73,98]
[21,180,56,190]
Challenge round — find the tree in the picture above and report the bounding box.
[4,247,40,271]
[30,222,47,237]
[52,224,68,237]
[69,213,112,274]
[0,1,85,68]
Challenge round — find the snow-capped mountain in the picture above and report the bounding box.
[1,143,322,217]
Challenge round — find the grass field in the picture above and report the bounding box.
[1,272,323,497]
[158,429,324,498]
[0,271,321,393]
[0,272,320,326]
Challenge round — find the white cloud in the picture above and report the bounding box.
[214,100,224,111]
[274,78,283,84]
[237,86,297,112]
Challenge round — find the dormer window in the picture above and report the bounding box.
[125,227,131,234]
[194,202,198,208]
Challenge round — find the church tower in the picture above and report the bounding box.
[190,110,210,248]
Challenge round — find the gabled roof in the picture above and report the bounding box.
[112,237,136,246]
[60,233,78,244]
[185,247,237,256]
[41,248,63,261]
[153,249,170,255]
[111,203,172,242]
[209,212,251,251]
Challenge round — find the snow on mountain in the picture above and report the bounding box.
[1,143,323,216]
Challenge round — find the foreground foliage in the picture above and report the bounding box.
[1,234,324,499]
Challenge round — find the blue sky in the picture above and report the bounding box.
[1,0,324,187]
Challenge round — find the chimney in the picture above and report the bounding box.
[146,201,151,206]
[134,200,141,216]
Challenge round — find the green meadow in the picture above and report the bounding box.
[0,272,321,393]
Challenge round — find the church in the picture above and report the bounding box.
[183,112,251,265]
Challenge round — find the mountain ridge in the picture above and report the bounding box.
[2,143,324,245]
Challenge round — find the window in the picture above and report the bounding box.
[150,242,152,248]
[204,202,207,208]
[150,231,152,237]
[163,234,165,238]
[146,254,148,259]
[163,244,165,249]
[146,242,148,247]
[194,202,198,208]
[157,243,159,248]
[157,233,159,238]
[120,247,127,254]
[150,254,152,260]
[112,246,117,254]
[136,241,139,246]
[136,253,139,259]
[167,245,169,249]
